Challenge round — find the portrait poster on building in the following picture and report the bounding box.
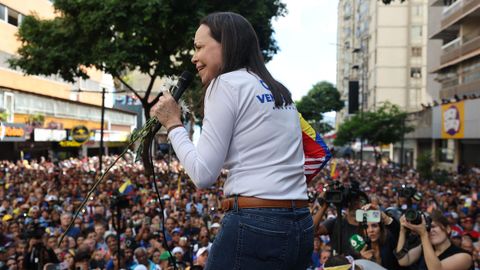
[441,101,464,139]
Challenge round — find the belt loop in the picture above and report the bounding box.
[234,195,239,212]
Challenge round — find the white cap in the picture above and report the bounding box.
[211,223,221,229]
[172,246,184,255]
[196,246,209,257]
[133,265,148,270]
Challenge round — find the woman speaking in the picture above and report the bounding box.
[154,12,313,270]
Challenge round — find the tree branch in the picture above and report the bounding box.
[114,73,144,102]
[143,73,156,103]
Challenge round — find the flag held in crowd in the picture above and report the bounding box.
[119,179,134,195]
[299,113,332,183]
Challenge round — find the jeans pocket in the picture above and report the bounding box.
[236,222,288,270]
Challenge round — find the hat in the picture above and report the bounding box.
[451,230,461,238]
[159,251,172,261]
[211,223,220,229]
[196,247,209,257]
[45,195,58,202]
[104,232,117,241]
[2,214,12,222]
[133,265,147,270]
[172,247,184,255]
[162,195,170,200]
[172,227,182,234]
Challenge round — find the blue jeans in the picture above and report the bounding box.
[206,204,314,270]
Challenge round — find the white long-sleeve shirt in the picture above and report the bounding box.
[169,69,307,200]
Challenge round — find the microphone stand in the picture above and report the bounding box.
[334,202,343,256]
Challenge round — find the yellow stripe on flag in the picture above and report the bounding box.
[119,179,132,193]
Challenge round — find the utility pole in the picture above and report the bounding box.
[359,36,369,169]
[71,87,125,173]
[99,87,106,174]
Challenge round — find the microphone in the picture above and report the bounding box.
[350,234,366,252]
[152,71,194,134]
[172,70,194,101]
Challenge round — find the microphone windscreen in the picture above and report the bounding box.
[350,234,366,252]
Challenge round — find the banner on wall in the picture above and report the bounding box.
[441,101,464,139]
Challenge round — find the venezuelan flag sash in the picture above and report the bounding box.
[299,113,332,183]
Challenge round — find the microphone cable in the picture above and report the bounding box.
[148,70,193,270]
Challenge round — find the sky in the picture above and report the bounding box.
[266,0,338,103]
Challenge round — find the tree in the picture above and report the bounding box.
[334,102,414,156]
[295,81,343,134]
[9,0,286,175]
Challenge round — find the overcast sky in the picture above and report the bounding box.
[266,0,338,103]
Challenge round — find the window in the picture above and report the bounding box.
[0,5,23,27]
[0,4,5,21]
[411,47,422,57]
[411,26,422,40]
[439,139,454,163]
[4,92,14,123]
[410,67,422,78]
[7,8,19,26]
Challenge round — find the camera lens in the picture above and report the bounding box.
[405,209,422,225]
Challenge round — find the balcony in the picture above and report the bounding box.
[431,0,480,41]
[438,34,480,68]
[440,76,480,99]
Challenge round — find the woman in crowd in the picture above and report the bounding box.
[358,203,401,269]
[396,210,473,270]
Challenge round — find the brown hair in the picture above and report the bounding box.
[200,12,293,107]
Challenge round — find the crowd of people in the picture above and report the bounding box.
[0,154,479,270]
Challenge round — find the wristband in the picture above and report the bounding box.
[167,124,183,134]
[394,248,408,260]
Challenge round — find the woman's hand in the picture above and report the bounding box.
[152,91,183,130]
[360,245,374,260]
[402,215,428,237]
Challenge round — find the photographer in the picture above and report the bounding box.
[23,224,59,270]
[315,183,370,258]
[395,210,473,270]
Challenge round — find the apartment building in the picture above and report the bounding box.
[336,0,429,164]
[0,0,136,160]
[424,0,480,170]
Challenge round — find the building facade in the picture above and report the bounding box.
[422,0,480,170]
[336,0,430,165]
[0,0,136,160]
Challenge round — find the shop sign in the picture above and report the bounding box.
[59,140,83,147]
[0,123,26,142]
[93,130,130,142]
[71,125,90,144]
[441,101,464,139]
[34,128,67,142]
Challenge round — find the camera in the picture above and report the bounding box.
[110,192,130,209]
[405,209,423,225]
[398,185,422,201]
[324,180,368,207]
[24,223,44,240]
[405,209,432,230]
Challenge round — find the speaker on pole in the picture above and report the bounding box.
[348,81,359,114]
